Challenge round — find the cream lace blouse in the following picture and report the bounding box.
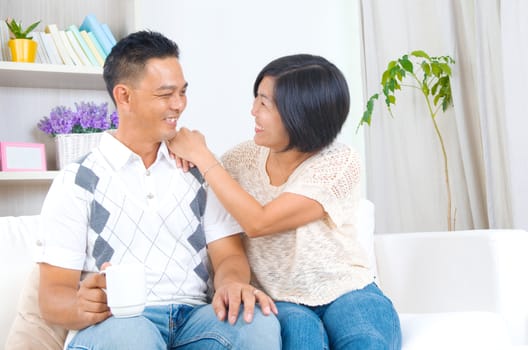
[221,140,374,306]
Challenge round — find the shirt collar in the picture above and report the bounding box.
[99,132,177,171]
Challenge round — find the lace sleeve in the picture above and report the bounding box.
[285,143,361,226]
[221,140,259,181]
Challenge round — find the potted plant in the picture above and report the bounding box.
[358,50,456,231]
[38,101,118,169]
[5,17,41,62]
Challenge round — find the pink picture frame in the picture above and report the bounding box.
[0,142,47,171]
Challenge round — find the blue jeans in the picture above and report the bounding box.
[276,283,401,350]
[67,304,281,349]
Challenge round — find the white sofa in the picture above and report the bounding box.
[2,204,528,349]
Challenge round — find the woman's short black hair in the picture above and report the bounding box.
[103,30,180,104]
[253,54,350,153]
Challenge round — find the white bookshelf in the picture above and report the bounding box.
[0,0,138,216]
[0,171,59,183]
[0,61,104,89]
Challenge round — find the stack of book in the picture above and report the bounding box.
[0,14,116,67]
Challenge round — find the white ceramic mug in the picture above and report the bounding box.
[101,263,146,318]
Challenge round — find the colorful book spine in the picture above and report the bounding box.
[80,30,105,66]
[40,31,63,65]
[80,14,113,55]
[66,30,90,66]
[44,24,72,65]
[38,33,52,64]
[0,21,12,61]
[32,32,49,64]
[67,25,98,67]
[101,23,117,46]
[87,31,107,61]
[59,30,83,66]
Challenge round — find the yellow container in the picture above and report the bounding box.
[8,39,38,63]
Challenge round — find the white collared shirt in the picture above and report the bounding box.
[38,132,242,306]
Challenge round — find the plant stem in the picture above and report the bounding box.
[422,89,454,231]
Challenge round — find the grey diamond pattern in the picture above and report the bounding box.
[93,235,115,269]
[90,200,110,234]
[74,153,209,302]
[194,262,209,283]
[75,164,99,193]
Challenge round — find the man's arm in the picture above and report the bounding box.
[39,263,111,330]
[207,234,277,324]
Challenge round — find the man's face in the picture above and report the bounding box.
[127,57,188,142]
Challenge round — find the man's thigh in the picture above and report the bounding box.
[67,315,165,349]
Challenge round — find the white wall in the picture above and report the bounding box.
[135,0,366,191]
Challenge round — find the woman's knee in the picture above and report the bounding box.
[323,284,401,349]
[276,302,328,350]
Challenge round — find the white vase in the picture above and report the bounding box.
[55,132,103,169]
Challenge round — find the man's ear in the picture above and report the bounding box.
[113,84,130,107]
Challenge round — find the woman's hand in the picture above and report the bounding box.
[168,128,219,172]
[167,127,208,164]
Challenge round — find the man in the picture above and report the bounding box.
[37,30,280,349]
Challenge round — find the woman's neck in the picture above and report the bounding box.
[266,149,314,186]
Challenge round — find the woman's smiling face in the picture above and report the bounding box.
[251,76,289,151]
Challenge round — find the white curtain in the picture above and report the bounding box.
[501,1,528,230]
[359,0,514,232]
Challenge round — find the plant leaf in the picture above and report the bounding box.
[411,50,431,59]
[399,56,413,73]
[22,20,40,37]
[356,93,379,132]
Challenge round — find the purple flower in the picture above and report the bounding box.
[38,101,118,136]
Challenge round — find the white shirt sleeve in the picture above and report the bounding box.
[203,185,243,243]
[37,168,90,270]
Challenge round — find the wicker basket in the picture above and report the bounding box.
[55,133,103,169]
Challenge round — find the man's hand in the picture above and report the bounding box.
[76,271,112,325]
[212,281,278,325]
[39,263,112,330]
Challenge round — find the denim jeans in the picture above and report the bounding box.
[67,303,281,349]
[276,283,402,350]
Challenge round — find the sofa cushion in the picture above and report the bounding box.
[356,198,377,279]
[400,312,511,349]
[5,265,67,350]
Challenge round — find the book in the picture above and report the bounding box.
[44,24,73,65]
[101,23,117,46]
[80,30,105,66]
[32,32,48,64]
[80,14,113,55]
[87,31,107,61]
[0,21,11,61]
[67,25,99,67]
[66,30,90,66]
[39,31,63,65]
[59,30,83,66]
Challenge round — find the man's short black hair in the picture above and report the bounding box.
[103,30,180,103]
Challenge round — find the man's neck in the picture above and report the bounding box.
[114,129,161,169]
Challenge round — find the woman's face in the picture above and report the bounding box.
[251,76,290,151]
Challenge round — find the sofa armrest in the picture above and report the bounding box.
[0,215,41,346]
[374,229,528,345]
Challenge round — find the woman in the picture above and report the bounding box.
[169,54,402,349]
